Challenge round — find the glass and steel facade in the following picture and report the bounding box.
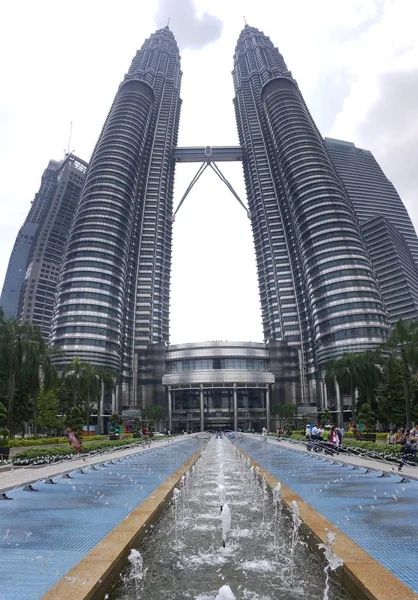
[233,26,388,403]
[1,160,60,319]
[51,28,182,391]
[325,137,418,325]
[360,216,418,325]
[163,342,278,432]
[325,138,418,265]
[17,155,88,339]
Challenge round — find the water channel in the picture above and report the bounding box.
[111,436,349,600]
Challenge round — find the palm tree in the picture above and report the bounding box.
[0,318,41,433]
[380,319,418,429]
[63,357,87,407]
[96,368,116,434]
[325,354,361,426]
[26,337,59,435]
[82,363,102,436]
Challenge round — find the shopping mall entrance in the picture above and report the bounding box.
[168,386,269,433]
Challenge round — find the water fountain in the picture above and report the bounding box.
[110,436,349,599]
[221,503,231,548]
[216,584,236,599]
[319,532,343,600]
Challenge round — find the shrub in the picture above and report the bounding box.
[0,428,10,445]
[8,435,106,447]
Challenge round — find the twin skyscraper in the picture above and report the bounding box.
[3,24,418,419]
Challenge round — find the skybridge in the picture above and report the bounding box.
[172,145,248,220]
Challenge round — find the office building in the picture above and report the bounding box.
[1,155,87,340]
[19,154,87,338]
[1,160,60,318]
[326,138,418,324]
[325,138,418,263]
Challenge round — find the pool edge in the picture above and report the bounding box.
[236,445,416,600]
[41,445,205,600]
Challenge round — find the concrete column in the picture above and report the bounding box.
[200,385,204,432]
[111,388,116,414]
[323,379,328,409]
[266,386,271,431]
[168,388,172,433]
[335,378,343,428]
[99,380,105,435]
[233,384,238,431]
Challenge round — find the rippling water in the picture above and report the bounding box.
[110,437,350,600]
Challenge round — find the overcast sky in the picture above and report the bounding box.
[1,0,417,344]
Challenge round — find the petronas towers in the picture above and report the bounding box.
[51,25,389,408]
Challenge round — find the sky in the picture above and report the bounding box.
[1,0,417,344]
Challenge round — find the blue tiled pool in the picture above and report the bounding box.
[235,437,418,594]
[0,438,204,600]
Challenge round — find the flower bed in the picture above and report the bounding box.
[12,438,147,466]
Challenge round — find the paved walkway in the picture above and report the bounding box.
[0,436,188,494]
[236,435,418,595]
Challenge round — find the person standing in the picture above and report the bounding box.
[66,427,81,455]
[398,424,418,471]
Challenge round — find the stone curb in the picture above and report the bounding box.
[236,446,416,600]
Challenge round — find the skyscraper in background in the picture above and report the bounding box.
[51,27,182,405]
[326,138,418,325]
[325,138,418,263]
[18,155,88,338]
[0,160,60,318]
[233,26,388,404]
[1,155,87,340]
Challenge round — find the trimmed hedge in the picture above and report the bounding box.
[13,438,146,465]
[9,435,106,447]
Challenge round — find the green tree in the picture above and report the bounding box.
[375,358,418,427]
[0,402,7,427]
[319,408,333,426]
[325,352,382,426]
[109,412,121,431]
[380,319,418,429]
[96,368,116,434]
[357,402,375,432]
[66,406,83,433]
[0,318,42,432]
[63,357,87,407]
[25,334,59,434]
[37,389,61,432]
[143,404,164,426]
[81,363,101,435]
[272,402,297,428]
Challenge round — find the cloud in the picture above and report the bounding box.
[356,69,418,215]
[309,67,352,132]
[154,0,223,50]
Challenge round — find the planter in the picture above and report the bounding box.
[360,433,376,442]
[109,435,120,441]
[0,447,10,460]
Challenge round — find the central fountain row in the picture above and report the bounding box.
[111,436,347,600]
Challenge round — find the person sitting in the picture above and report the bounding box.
[386,431,397,445]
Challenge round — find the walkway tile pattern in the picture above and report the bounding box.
[236,437,418,594]
[0,438,204,600]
